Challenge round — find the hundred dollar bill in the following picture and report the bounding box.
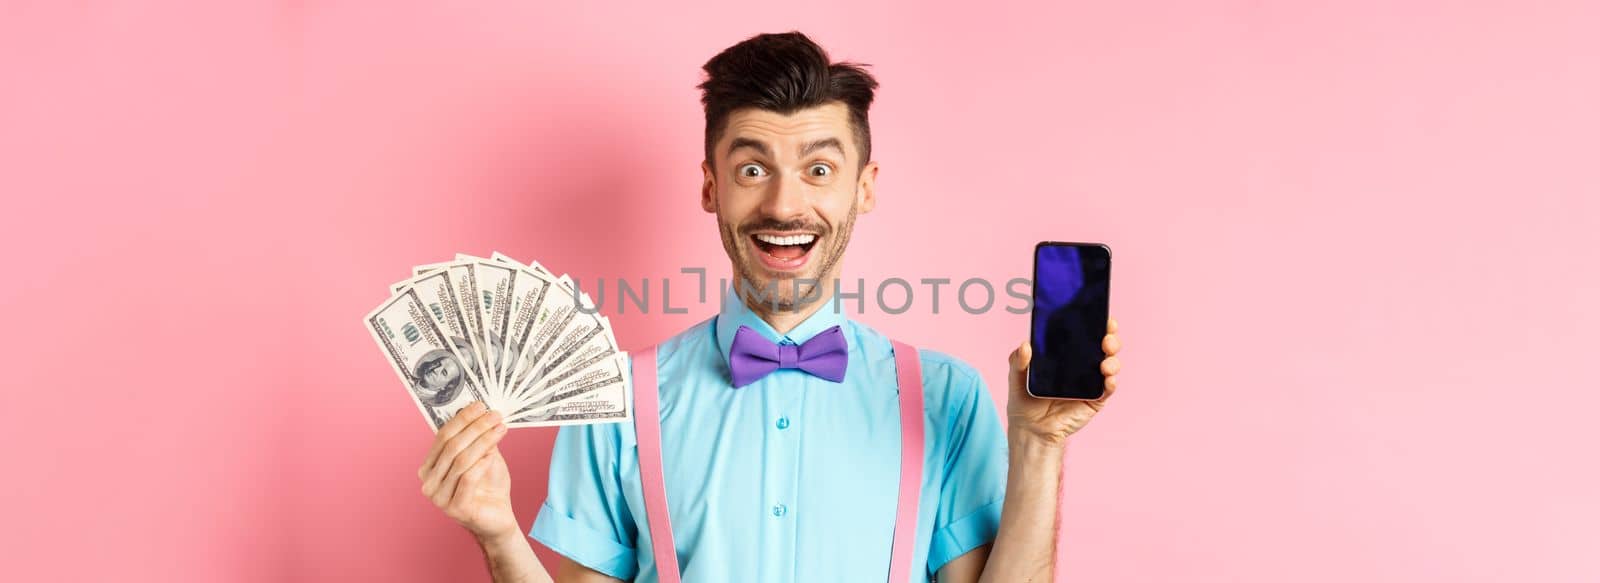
[509,310,619,408]
[506,353,631,427]
[488,252,548,381]
[406,260,457,281]
[469,260,518,393]
[465,253,573,394]
[409,255,551,409]
[419,254,550,283]
[509,344,625,416]
[497,266,555,394]
[491,251,531,271]
[412,259,455,272]
[365,289,488,431]
[542,290,611,366]
[392,259,460,293]
[443,262,495,407]
[490,251,555,279]
[504,279,581,394]
[389,270,493,394]
[509,282,608,399]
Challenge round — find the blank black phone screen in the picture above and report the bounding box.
[1028,242,1111,400]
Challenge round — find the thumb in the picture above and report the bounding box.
[1008,341,1032,396]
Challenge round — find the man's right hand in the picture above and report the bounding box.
[419,401,517,541]
[417,402,590,583]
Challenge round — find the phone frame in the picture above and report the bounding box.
[1025,241,1112,401]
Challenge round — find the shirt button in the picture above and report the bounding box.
[772,503,788,517]
[776,416,790,430]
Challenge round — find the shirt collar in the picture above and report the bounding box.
[714,282,849,371]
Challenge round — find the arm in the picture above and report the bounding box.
[528,415,648,581]
[417,401,552,583]
[941,319,1122,582]
[473,530,625,583]
[977,434,1068,582]
[475,531,549,583]
[553,556,624,583]
[938,436,1063,582]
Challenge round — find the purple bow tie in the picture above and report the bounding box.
[728,324,849,388]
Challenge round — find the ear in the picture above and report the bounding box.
[701,160,717,213]
[857,160,879,214]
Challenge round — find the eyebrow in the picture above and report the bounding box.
[800,137,845,158]
[725,137,847,160]
[727,137,771,159]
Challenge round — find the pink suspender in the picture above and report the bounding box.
[633,345,681,582]
[632,341,926,583]
[887,340,927,583]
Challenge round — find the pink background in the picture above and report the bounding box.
[3,1,1597,581]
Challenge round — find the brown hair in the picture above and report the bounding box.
[698,31,879,169]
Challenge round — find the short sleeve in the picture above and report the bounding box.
[529,420,640,581]
[924,355,1009,575]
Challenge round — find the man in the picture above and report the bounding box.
[415,31,1123,582]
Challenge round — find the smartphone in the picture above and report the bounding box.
[1027,242,1112,400]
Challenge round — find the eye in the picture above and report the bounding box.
[738,163,767,178]
[808,163,832,177]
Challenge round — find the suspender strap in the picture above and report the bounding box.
[634,346,682,583]
[633,342,926,583]
[888,340,925,583]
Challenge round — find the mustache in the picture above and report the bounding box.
[738,218,829,236]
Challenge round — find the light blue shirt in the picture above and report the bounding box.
[530,291,1009,582]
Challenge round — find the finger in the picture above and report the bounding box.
[1101,355,1120,377]
[446,450,498,512]
[429,409,502,491]
[420,401,489,480]
[1107,317,1118,334]
[443,421,507,490]
[1008,341,1032,393]
[424,409,503,493]
[1102,332,1120,356]
[1100,374,1118,401]
[430,418,502,508]
[438,423,507,507]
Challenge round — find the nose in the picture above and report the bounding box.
[758,172,807,222]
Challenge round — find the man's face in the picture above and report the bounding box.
[702,102,878,313]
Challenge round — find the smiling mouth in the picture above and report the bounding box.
[749,232,819,270]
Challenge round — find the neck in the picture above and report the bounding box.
[740,274,840,335]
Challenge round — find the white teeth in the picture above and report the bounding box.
[755,233,817,246]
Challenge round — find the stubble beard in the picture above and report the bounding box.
[717,200,858,316]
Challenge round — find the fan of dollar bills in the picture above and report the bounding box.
[364,252,631,431]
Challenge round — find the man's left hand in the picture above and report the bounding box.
[1006,318,1121,446]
